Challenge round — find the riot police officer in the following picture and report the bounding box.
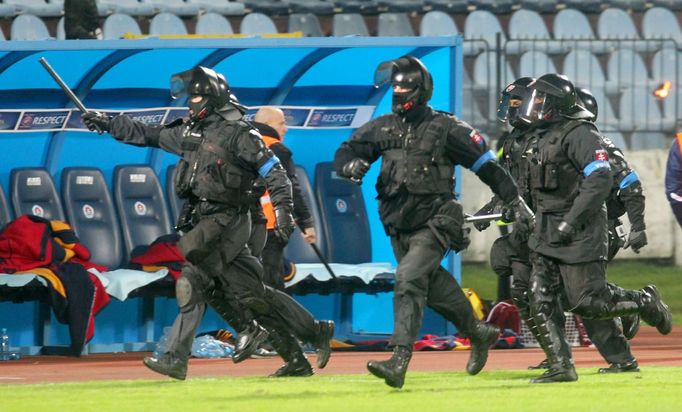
[520,74,672,383]
[484,79,643,375]
[333,56,535,388]
[82,66,333,380]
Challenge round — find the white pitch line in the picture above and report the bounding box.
[0,377,26,380]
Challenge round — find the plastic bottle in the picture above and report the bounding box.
[191,335,231,358]
[0,328,20,361]
[153,327,172,358]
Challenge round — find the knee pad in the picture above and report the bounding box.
[570,295,606,319]
[176,276,195,310]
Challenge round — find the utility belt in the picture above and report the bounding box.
[195,198,250,216]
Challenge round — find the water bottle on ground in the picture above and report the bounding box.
[0,328,21,361]
[192,335,233,358]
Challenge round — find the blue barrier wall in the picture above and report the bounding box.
[0,37,464,350]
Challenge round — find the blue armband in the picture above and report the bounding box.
[258,155,280,177]
[619,171,639,189]
[471,150,496,173]
[583,160,610,177]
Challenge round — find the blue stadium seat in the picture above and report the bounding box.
[518,51,558,79]
[61,167,124,269]
[0,2,17,17]
[288,13,323,37]
[605,49,653,96]
[4,0,62,17]
[10,14,52,41]
[562,0,602,13]
[11,168,65,221]
[142,0,201,16]
[377,0,424,13]
[606,0,647,12]
[283,166,328,263]
[507,9,563,55]
[651,47,682,120]
[243,0,291,15]
[195,12,234,35]
[96,0,157,16]
[553,9,607,54]
[0,183,13,227]
[423,0,468,13]
[630,132,667,150]
[650,0,682,11]
[314,162,371,264]
[332,13,369,36]
[113,165,172,262]
[464,10,506,56]
[473,51,515,122]
[165,165,183,224]
[419,11,458,37]
[598,8,657,52]
[240,12,278,35]
[619,87,673,132]
[283,0,335,14]
[56,16,65,40]
[474,0,514,14]
[377,12,414,37]
[332,1,379,14]
[519,0,558,13]
[562,50,606,91]
[642,7,682,44]
[149,12,188,36]
[187,0,246,15]
[103,13,142,39]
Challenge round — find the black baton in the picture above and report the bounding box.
[39,57,88,113]
[310,242,338,280]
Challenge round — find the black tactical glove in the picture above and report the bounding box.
[274,207,296,243]
[472,201,495,232]
[341,158,370,184]
[557,221,576,244]
[624,230,647,253]
[509,196,535,233]
[82,111,111,134]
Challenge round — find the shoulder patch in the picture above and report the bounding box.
[470,129,485,145]
[594,149,608,162]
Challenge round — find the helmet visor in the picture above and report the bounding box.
[374,60,398,88]
[517,89,550,124]
[170,71,193,100]
[496,92,512,123]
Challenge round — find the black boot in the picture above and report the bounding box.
[530,312,578,384]
[639,285,672,335]
[314,320,335,369]
[528,358,550,370]
[270,350,314,377]
[143,353,188,380]
[268,328,313,378]
[232,320,269,364]
[466,321,499,375]
[367,346,412,389]
[621,314,640,340]
[598,359,639,374]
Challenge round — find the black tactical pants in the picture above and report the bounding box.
[389,227,476,348]
[166,211,317,360]
[529,256,637,368]
[493,237,634,365]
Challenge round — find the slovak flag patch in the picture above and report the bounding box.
[470,130,484,145]
[594,149,608,161]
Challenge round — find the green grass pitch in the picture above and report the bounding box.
[1,367,681,412]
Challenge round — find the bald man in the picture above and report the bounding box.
[253,107,316,290]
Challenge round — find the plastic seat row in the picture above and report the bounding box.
[0,161,372,271]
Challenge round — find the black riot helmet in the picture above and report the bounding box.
[374,55,433,115]
[576,87,598,122]
[170,66,232,120]
[496,76,535,128]
[519,73,592,124]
